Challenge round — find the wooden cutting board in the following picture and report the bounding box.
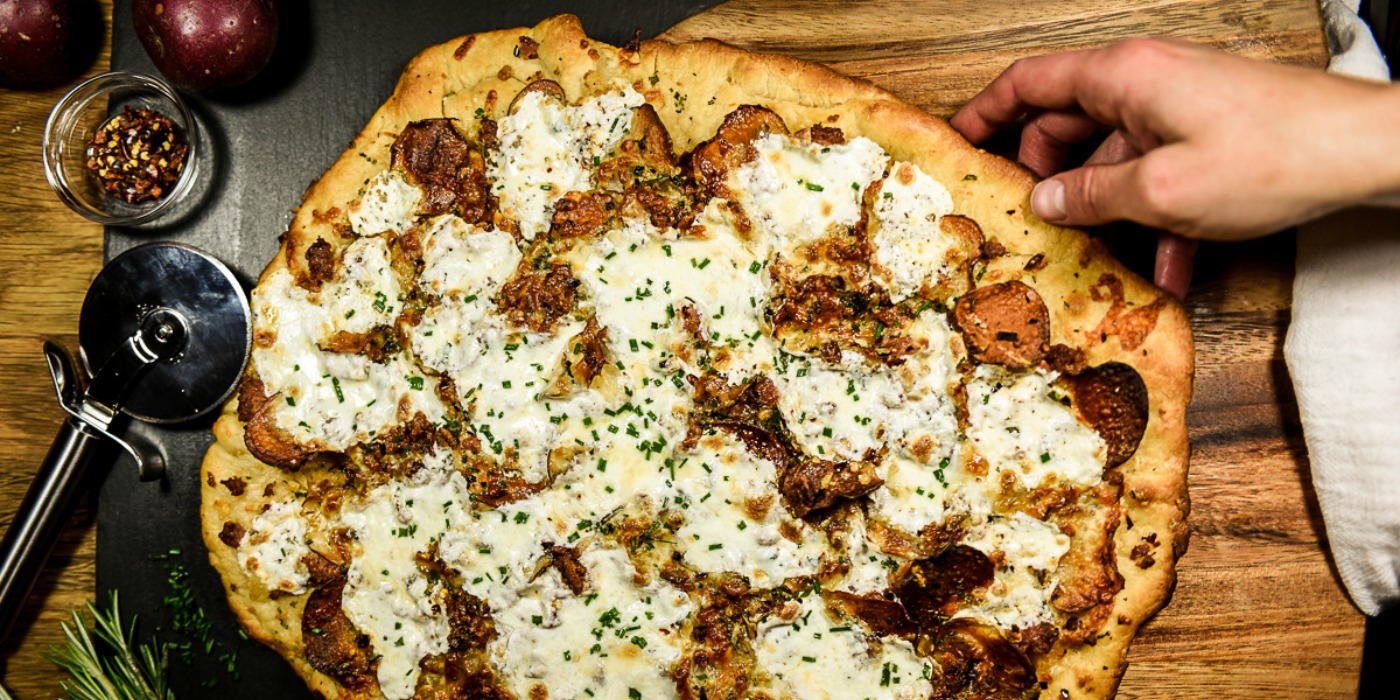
[665,1,1361,698]
[0,0,1361,698]
[661,0,1329,117]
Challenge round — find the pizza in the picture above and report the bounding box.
[200,14,1192,700]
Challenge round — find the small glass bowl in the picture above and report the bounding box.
[43,71,200,226]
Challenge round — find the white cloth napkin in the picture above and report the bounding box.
[1284,0,1400,616]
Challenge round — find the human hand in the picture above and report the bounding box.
[950,38,1400,296]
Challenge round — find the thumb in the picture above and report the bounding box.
[1030,160,1151,227]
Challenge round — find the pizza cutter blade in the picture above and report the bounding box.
[0,242,251,640]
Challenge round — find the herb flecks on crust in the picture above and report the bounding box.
[202,15,1191,700]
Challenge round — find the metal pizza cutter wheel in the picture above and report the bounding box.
[0,242,251,639]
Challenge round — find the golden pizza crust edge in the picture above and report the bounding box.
[203,14,1194,699]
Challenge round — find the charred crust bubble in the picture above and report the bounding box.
[1056,362,1150,468]
[685,105,789,199]
[925,618,1038,700]
[390,119,493,223]
[952,280,1050,369]
[822,590,916,638]
[515,36,540,60]
[302,577,378,692]
[217,521,245,548]
[892,544,995,624]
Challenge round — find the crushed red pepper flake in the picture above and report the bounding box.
[84,106,189,204]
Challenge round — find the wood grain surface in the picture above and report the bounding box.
[661,0,1329,118]
[0,0,1361,698]
[0,0,111,695]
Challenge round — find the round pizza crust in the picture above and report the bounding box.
[201,14,1192,700]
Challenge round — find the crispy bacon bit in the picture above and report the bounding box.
[686,374,793,466]
[392,119,467,214]
[823,591,915,638]
[461,455,548,508]
[892,544,994,625]
[390,119,493,223]
[678,303,704,340]
[686,105,788,198]
[952,280,1050,369]
[1008,621,1060,658]
[302,578,377,691]
[446,587,497,651]
[550,190,613,239]
[1056,362,1150,468]
[545,544,590,595]
[516,36,540,60]
[795,124,846,146]
[318,326,398,362]
[218,521,244,548]
[777,457,883,518]
[302,237,336,290]
[770,274,912,362]
[926,619,1038,700]
[1042,343,1088,375]
[496,260,579,333]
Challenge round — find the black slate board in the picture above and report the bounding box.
[97,1,717,696]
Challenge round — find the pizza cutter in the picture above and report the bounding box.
[0,242,251,639]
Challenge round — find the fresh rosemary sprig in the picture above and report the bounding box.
[41,591,174,700]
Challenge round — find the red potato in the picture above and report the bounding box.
[0,0,75,86]
[132,0,278,92]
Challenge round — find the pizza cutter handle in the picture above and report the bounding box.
[0,417,104,641]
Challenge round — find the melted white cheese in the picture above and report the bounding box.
[250,254,445,451]
[966,365,1108,490]
[671,433,825,586]
[340,452,470,700]
[774,351,894,462]
[350,169,422,236]
[957,512,1070,631]
[237,500,310,594]
[491,86,644,240]
[754,593,931,700]
[869,161,957,302]
[576,205,772,360]
[488,546,693,700]
[417,214,521,300]
[731,133,888,254]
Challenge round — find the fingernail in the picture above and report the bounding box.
[1032,180,1066,222]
